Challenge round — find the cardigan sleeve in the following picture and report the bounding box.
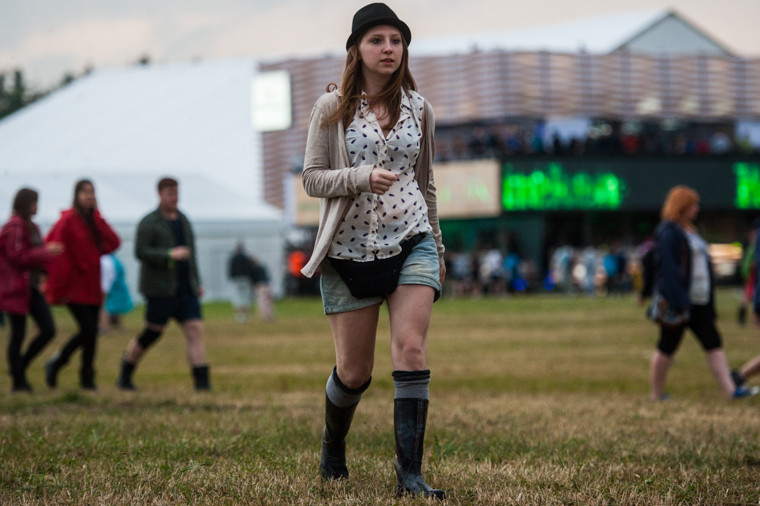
[417,100,445,260]
[302,92,374,199]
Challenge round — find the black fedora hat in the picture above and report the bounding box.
[346,3,411,50]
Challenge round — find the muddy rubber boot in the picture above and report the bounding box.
[393,398,445,500]
[115,357,137,391]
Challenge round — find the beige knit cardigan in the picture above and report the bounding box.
[300,90,444,278]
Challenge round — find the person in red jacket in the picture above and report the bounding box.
[0,188,64,392]
[44,179,120,390]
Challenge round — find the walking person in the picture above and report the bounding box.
[732,217,760,388]
[115,177,211,391]
[44,179,121,390]
[228,242,253,323]
[0,188,64,392]
[647,185,755,401]
[301,3,445,499]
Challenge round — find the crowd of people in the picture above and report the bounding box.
[3,2,760,500]
[0,177,213,393]
[434,120,757,163]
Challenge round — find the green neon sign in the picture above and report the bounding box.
[502,162,625,210]
[735,162,760,209]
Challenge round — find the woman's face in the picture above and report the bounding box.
[77,183,96,210]
[30,200,38,216]
[358,25,403,83]
[684,202,699,222]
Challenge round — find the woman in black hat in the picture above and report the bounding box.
[301,2,446,500]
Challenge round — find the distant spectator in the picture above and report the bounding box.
[99,253,133,334]
[250,257,274,322]
[228,242,253,323]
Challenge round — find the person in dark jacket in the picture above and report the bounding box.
[0,188,63,391]
[648,185,756,401]
[228,242,252,323]
[44,179,121,390]
[115,177,210,391]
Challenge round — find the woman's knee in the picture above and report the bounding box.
[395,337,427,368]
[336,363,373,389]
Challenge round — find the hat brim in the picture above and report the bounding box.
[346,18,411,50]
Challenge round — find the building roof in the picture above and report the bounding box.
[409,9,733,57]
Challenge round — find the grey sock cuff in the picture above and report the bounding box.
[393,369,430,400]
[325,366,371,408]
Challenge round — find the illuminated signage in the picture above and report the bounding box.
[502,162,625,210]
[734,162,760,209]
[435,160,502,218]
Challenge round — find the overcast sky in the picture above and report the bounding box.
[3,0,760,90]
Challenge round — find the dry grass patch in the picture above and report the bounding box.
[2,290,760,504]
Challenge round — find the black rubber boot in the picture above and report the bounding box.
[116,357,137,390]
[80,367,96,391]
[192,365,211,391]
[393,398,445,500]
[44,352,67,389]
[319,368,371,481]
[320,396,359,480]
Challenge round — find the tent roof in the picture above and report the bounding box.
[0,59,266,202]
[409,9,733,56]
[0,171,281,226]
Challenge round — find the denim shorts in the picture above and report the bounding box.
[320,233,441,315]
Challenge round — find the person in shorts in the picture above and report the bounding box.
[301,3,445,499]
[115,177,210,391]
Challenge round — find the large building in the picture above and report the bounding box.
[256,9,760,278]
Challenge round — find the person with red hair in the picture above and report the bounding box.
[648,185,756,400]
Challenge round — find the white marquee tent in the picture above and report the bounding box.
[0,59,285,302]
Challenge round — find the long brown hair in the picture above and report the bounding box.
[661,185,699,226]
[324,36,417,129]
[12,188,38,223]
[72,178,102,248]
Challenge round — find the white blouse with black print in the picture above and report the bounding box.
[327,89,433,262]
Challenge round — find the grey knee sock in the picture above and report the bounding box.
[392,369,430,400]
[325,366,371,408]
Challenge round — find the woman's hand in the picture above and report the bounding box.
[46,242,64,256]
[369,168,397,195]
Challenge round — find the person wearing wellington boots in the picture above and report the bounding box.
[301,3,446,500]
[44,179,121,390]
[115,177,211,392]
[0,188,64,392]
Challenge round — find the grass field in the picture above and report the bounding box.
[2,289,760,505]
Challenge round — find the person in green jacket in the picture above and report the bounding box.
[115,177,210,391]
